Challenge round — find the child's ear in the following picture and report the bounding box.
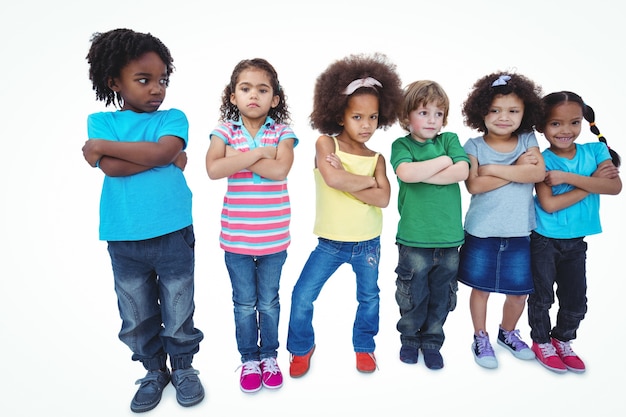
[107,77,120,92]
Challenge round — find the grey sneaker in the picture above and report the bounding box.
[130,368,170,413]
[497,327,535,360]
[472,330,498,369]
[171,367,205,407]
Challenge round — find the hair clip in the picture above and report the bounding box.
[491,75,511,87]
[342,77,382,95]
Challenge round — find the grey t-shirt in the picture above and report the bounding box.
[463,131,539,238]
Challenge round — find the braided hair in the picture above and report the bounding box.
[537,91,620,167]
[86,28,174,108]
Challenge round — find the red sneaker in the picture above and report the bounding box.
[551,338,586,373]
[356,352,377,373]
[289,345,315,378]
[531,342,567,373]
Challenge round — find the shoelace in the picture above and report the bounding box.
[503,329,528,350]
[238,360,261,376]
[261,358,280,375]
[538,343,559,357]
[476,335,495,356]
[554,340,576,357]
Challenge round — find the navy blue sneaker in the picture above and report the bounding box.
[422,349,444,370]
[171,367,205,407]
[399,345,419,364]
[130,369,170,413]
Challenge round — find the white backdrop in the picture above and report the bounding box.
[1,1,624,416]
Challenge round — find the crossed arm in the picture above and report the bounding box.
[82,135,186,176]
[316,135,390,208]
[205,135,295,181]
[465,147,546,195]
[535,159,622,213]
[395,155,469,185]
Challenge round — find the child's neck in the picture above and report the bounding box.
[241,114,268,138]
[483,132,517,152]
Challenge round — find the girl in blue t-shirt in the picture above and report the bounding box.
[528,91,621,373]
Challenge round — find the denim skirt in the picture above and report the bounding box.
[458,233,534,295]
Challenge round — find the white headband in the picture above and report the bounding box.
[491,74,511,87]
[342,77,382,95]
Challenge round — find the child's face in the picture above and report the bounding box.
[484,93,524,137]
[408,102,445,142]
[108,52,168,113]
[340,94,379,144]
[230,68,279,121]
[542,102,583,154]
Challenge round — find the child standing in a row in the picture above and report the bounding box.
[529,91,621,373]
[286,53,403,377]
[458,72,546,369]
[391,80,469,370]
[205,58,298,393]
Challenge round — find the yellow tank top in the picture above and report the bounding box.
[313,136,383,241]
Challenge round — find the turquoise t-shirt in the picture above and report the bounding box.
[534,142,611,238]
[391,132,470,248]
[87,108,192,241]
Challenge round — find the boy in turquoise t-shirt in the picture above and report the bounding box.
[390,80,469,369]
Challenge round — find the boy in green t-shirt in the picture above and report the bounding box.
[390,80,470,369]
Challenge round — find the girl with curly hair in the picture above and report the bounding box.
[286,53,402,377]
[205,58,298,393]
[458,72,546,369]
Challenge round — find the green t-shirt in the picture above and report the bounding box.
[390,132,470,248]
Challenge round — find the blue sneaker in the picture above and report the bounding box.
[497,327,535,360]
[171,367,205,407]
[130,369,170,413]
[472,330,498,369]
[399,345,419,364]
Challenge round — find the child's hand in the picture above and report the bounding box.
[174,151,187,171]
[82,139,102,167]
[515,150,539,166]
[256,146,277,160]
[543,170,567,186]
[325,153,344,170]
[592,163,620,179]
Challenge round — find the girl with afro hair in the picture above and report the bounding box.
[286,53,403,377]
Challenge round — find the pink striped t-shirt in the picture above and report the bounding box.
[210,117,298,255]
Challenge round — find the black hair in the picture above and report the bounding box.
[218,58,290,124]
[537,91,620,167]
[86,28,174,108]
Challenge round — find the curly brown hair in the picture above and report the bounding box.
[462,71,543,134]
[309,53,403,135]
[218,58,290,124]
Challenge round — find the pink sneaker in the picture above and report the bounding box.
[260,357,283,389]
[531,342,567,373]
[551,338,586,373]
[239,360,262,393]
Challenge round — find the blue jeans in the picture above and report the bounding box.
[224,250,287,362]
[394,244,459,351]
[107,225,203,371]
[287,237,380,355]
[528,231,588,343]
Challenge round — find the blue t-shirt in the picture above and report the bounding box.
[534,142,611,238]
[87,108,192,241]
